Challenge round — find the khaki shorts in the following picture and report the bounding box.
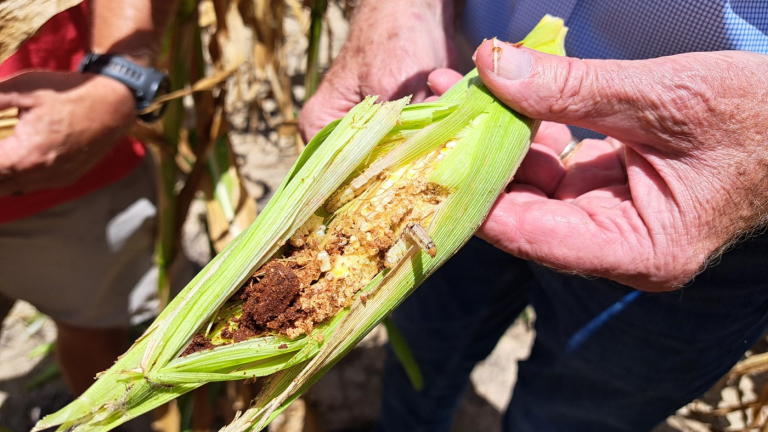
[0,158,165,328]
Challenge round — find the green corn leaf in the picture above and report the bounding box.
[383,317,424,391]
[35,15,567,432]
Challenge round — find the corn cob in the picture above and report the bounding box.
[0,108,17,139]
[34,15,567,432]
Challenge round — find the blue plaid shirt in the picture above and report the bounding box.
[457,0,767,137]
[459,0,768,63]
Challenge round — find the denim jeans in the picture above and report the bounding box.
[375,233,768,432]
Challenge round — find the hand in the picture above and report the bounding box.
[470,41,768,291]
[426,68,573,195]
[0,71,136,195]
[299,0,457,140]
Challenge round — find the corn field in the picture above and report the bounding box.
[2,2,768,432]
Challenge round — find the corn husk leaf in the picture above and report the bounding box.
[0,107,18,139]
[34,15,567,432]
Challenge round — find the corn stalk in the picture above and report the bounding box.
[303,0,327,100]
[137,0,263,308]
[33,15,566,432]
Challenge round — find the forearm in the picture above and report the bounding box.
[91,0,177,66]
[330,0,458,81]
[348,0,455,40]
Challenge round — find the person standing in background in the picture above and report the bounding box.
[0,0,176,396]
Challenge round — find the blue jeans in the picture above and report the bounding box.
[375,233,768,431]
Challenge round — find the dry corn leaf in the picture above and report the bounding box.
[198,0,217,28]
[141,64,241,114]
[203,159,258,253]
[729,352,768,377]
[0,107,18,139]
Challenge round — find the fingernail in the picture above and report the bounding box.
[492,44,532,81]
[471,48,478,62]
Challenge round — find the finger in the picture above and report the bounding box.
[0,73,48,115]
[426,68,463,97]
[298,84,360,141]
[476,185,671,291]
[424,96,440,102]
[555,139,627,200]
[532,121,572,155]
[570,185,631,208]
[504,183,548,201]
[473,40,730,149]
[0,92,33,112]
[604,136,627,170]
[513,143,564,197]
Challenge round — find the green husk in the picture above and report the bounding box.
[34,15,567,432]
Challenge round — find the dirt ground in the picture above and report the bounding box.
[3,299,768,431]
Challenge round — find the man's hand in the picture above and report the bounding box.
[470,41,768,291]
[0,71,135,195]
[299,0,456,140]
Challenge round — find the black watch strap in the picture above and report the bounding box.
[78,52,170,122]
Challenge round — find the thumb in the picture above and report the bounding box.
[0,92,28,112]
[0,73,39,112]
[474,39,716,147]
[0,83,26,153]
[299,79,361,142]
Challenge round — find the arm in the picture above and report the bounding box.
[469,41,768,291]
[91,0,176,67]
[299,0,457,140]
[0,0,176,196]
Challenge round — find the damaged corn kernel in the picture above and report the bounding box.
[186,141,455,346]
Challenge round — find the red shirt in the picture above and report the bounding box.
[0,2,146,225]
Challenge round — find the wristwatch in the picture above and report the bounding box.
[78,52,171,123]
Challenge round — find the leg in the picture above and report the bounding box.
[0,159,159,396]
[54,321,129,395]
[376,237,534,432]
[505,231,768,432]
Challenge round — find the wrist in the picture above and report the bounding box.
[343,0,454,63]
[90,45,157,68]
[78,53,170,122]
[86,74,136,108]
[353,0,453,32]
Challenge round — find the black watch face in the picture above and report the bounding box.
[155,75,171,99]
[140,76,171,123]
[81,53,171,123]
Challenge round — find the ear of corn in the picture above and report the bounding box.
[34,15,567,432]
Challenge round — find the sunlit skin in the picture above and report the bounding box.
[298,0,457,141]
[0,73,134,195]
[470,42,768,291]
[424,47,768,292]
[299,0,768,292]
[0,0,174,196]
